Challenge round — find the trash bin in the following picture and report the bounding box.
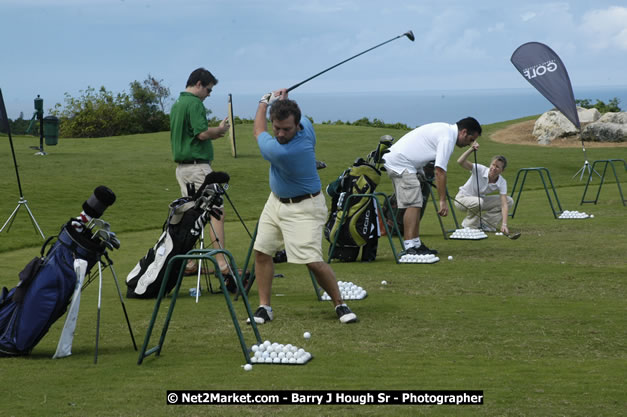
[43,116,59,146]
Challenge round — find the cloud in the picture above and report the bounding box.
[488,22,505,32]
[287,0,357,13]
[520,11,536,22]
[581,6,627,50]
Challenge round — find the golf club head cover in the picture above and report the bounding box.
[192,171,230,201]
[83,186,116,218]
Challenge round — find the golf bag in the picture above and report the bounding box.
[324,136,393,262]
[383,161,435,236]
[125,172,229,299]
[0,187,116,357]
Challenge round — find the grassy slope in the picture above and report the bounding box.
[0,118,625,416]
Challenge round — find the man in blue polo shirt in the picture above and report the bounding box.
[248,88,357,325]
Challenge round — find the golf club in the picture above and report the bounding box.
[473,149,483,229]
[449,193,521,240]
[287,30,415,92]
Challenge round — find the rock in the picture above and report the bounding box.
[581,111,627,142]
[596,112,627,124]
[532,110,579,145]
[577,106,601,123]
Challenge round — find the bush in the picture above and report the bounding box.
[576,97,622,113]
[51,75,172,138]
[321,117,410,130]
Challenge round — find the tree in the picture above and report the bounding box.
[143,74,171,113]
[129,76,170,133]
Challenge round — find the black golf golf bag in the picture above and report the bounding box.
[125,172,229,299]
[0,186,116,357]
[324,136,393,262]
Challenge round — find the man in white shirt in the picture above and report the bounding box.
[454,142,513,233]
[383,117,481,255]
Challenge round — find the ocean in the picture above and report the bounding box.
[221,86,627,128]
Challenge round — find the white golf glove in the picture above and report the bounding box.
[259,91,280,105]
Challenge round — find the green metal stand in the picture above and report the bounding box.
[327,192,403,263]
[237,222,323,301]
[137,249,262,365]
[580,159,626,206]
[430,185,460,239]
[509,167,563,219]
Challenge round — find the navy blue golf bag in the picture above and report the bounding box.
[0,186,116,357]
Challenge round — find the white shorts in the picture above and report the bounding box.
[254,192,327,264]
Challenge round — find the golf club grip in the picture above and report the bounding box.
[287,34,403,92]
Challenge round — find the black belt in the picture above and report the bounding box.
[278,191,321,204]
[178,159,210,164]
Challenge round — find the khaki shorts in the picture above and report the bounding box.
[254,192,327,264]
[175,162,224,209]
[388,170,423,209]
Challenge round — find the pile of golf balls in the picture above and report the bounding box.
[449,228,488,240]
[399,253,440,264]
[249,340,312,365]
[558,210,590,219]
[321,281,367,300]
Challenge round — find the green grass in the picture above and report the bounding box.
[1,118,626,416]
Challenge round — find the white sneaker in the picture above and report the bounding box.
[335,304,357,323]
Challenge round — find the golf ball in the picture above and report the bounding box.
[381,280,387,285]
[304,331,311,340]
[448,255,453,260]
[591,214,594,218]
[244,363,252,371]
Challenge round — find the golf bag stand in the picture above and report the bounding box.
[137,249,262,365]
[327,192,403,263]
[82,251,137,364]
[430,184,461,239]
[236,222,324,302]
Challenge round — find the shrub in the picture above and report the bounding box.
[576,97,622,113]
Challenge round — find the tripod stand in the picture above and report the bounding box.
[572,136,601,181]
[0,89,45,239]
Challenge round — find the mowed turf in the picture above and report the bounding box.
[0,117,625,417]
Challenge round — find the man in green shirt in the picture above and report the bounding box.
[170,68,230,277]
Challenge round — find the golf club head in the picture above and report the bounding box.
[507,232,521,240]
[404,30,415,42]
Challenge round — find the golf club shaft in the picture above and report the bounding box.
[287,31,414,92]
[473,150,482,228]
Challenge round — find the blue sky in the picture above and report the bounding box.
[1,0,626,120]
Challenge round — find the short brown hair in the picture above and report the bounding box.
[269,99,301,123]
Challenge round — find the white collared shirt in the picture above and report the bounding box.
[458,163,508,197]
[383,123,458,174]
